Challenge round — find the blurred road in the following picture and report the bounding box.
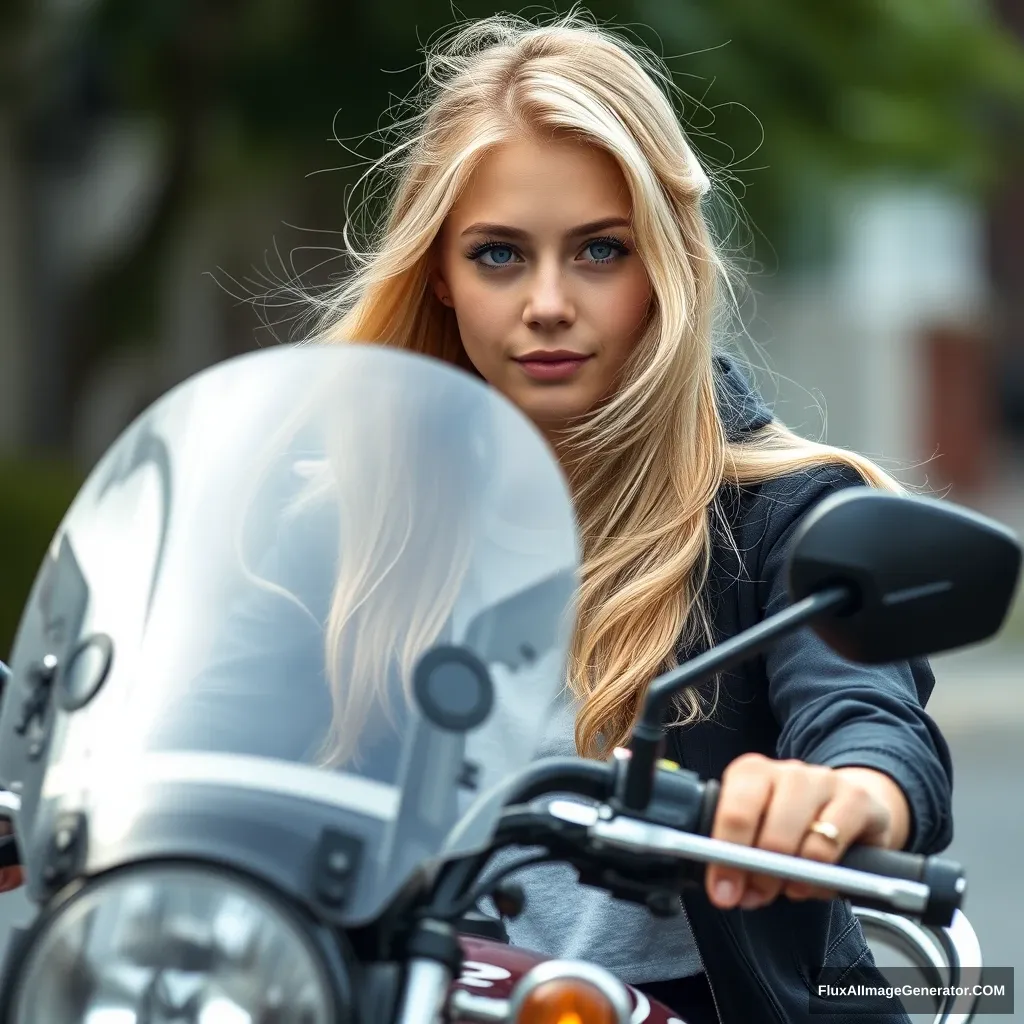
[0,646,1016,1014]
[926,645,1024,1020]
[942,727,1023,982]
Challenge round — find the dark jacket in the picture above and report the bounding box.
[670,356,953,1024]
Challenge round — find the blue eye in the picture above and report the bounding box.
[483,246,516,265]
[468,243,522,268]
[583,237,628,263]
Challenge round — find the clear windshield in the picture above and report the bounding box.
[0,344,580,923]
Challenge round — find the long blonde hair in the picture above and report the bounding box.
[304,9,905,761]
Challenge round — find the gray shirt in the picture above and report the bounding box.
[477,688,705,986]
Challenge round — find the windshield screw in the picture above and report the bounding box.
[327,850,351,875]
[41,812,85,893]
[313,829,362,908]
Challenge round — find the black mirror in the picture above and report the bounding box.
[788,488,1022,664]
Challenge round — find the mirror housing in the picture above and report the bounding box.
[787,488,1022,664]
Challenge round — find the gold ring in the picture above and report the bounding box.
[808,819,841,843]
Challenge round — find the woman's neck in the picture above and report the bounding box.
[542,430,576,480]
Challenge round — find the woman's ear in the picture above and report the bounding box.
[430,268,453,307]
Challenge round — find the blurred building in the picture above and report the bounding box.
[751,184,994,491]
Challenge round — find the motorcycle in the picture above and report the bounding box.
[0,343,1017,1024]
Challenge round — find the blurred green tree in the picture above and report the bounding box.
[80,0,1024,240]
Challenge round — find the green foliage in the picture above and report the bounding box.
[0,460,83,658]
[0,0,35,98]
[73,0,1024,186]
[631,0,1024,248]
[54,0,1024,259]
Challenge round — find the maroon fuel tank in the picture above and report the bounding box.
[452,935,685,1023]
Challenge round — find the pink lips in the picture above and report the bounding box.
[514,350,593,382]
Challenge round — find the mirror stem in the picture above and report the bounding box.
[618,584,854,812]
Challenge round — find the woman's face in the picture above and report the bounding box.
[433,134,652,438]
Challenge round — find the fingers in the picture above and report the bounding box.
[739,760,835,908]
[783,780,887,902]
[705,753,774,909]
[705,754,897,912]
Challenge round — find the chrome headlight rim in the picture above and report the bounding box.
[0,857,353,1024]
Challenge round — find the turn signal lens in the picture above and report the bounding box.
[508,961,631,1024]
[514,978,620,1024]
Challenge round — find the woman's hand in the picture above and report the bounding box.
[705,753,911,911]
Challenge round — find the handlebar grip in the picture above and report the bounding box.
[839,844,925,881]
[838,845,965,927]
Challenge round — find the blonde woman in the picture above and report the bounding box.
[152,11,950,1024]
[299,12,954,1023]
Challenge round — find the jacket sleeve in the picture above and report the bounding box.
[756,466,954,855]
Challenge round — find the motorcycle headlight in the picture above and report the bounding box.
[8,863,338,1024]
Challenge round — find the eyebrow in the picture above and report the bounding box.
[460,216,632,239]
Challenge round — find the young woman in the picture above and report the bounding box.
[299,11,953,1024]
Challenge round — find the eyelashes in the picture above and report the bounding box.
[465,235,632,269]
[465,240,520,266]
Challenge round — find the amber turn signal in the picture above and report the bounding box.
[514,978,619,1024]
[508,962,631,1024]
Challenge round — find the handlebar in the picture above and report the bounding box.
[501,757,965,928]
[502,757,616,805]
[0,751,966,928]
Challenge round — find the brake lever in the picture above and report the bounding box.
[591,814,930,911]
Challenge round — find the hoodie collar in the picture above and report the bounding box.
[713,353,773,441]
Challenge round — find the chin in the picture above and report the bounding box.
[517,393,594,435]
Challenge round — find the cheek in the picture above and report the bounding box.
[447,271,514,364]
[594,267,652,350]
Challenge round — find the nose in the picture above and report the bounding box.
[522,261,575,331]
